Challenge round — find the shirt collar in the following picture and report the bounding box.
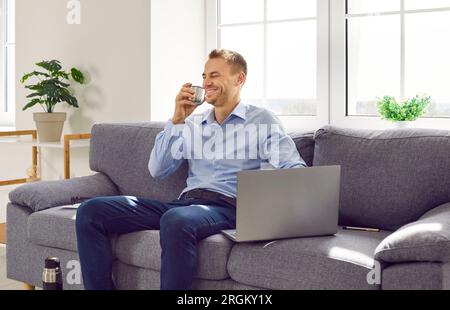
[201,101,247,125]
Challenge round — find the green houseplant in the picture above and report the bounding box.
[21,60,86,142]
[377,95,431,128]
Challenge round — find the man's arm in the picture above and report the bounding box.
[149,82,202,179]
[148,120,186,179]
[259,112,307,169]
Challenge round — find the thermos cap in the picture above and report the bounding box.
[45,257,60,269]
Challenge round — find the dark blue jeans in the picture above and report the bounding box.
[75,196,236,290]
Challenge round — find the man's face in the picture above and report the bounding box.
[202,58,245,107]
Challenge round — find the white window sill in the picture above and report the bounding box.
[0,126,16,131]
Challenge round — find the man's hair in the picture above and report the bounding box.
[208,49,247,76]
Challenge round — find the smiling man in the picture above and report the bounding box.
[75,49,306,290]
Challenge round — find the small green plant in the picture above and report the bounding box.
[377,95,431,121]
[21,60,86,113]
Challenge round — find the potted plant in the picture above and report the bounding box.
[377,95,431,128]
[21,60,86,142]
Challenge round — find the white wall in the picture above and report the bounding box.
[15,0,152,131]
[14,0,152,180]
[151,0,206,121]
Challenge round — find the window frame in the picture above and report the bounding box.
[206,0,330,132]
[330,0,450,129]
[0,0,15,127]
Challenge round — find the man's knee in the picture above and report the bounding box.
[76,197,108,227]
[160,208,195,237]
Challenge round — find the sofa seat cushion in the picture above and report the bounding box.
[28,205,117,252]
[227,227,391,290]
[27,206,234,281]
[114,231,234,280]
[27,205,80,251]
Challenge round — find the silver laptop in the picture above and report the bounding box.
[221,165,341,242]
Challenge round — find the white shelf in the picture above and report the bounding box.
[0,137,90,149]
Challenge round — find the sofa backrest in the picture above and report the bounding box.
[89,122,315,202]
[313,126,450,231]
[90,123,187,202]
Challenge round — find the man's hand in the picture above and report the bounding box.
[172,83,198,124]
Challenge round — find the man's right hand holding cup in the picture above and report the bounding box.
[172,83,201,125]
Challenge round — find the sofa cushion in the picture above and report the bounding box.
[375,202,450,263]
[290,131,315,167]
[27,205,80,251]
[9,173,119,212]
[227,227,391,290]
[27,206,234,281]
[90,122,189,202]
[27,205,118,252]
[27,205,117,252]
[114,231,234,280]
[313,126,450,231]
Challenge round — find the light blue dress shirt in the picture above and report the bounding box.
[149,102,306,198]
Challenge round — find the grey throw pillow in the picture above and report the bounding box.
[374,203,450,263]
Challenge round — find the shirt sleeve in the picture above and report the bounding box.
[259,113,307,169]
[148,120,186,179]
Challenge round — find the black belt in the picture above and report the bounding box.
[180,189,236,208]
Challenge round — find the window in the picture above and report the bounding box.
[0,0,15,127]
[346,0,450,118]
[206,0,329,130]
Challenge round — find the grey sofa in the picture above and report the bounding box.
[6,123,450,290]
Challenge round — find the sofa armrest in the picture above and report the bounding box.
[374,202,450,263]
[8,172,120,212]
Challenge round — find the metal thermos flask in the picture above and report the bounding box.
[42,257,63,290]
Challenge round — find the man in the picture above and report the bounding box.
[75,49,306,290]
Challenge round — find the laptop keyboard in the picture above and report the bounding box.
[221,230,237,238]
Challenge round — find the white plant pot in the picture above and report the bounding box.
[33,112,66,142]
[394,121,414,129]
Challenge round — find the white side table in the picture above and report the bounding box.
[0,130,91,186]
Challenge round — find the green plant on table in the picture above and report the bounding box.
[21,60,86,113]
